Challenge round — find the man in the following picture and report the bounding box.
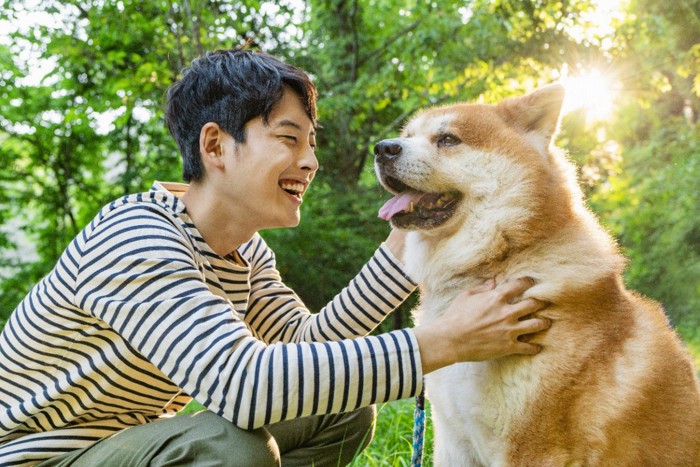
[0,46,549,466]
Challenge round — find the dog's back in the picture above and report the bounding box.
[375,85,700,466]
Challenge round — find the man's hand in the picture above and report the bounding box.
[413,277,550,374]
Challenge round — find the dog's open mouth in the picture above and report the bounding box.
[378,176,461,229]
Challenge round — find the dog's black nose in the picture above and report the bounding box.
[374,140,403,160]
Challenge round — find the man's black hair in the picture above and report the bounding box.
[165,46,318,182]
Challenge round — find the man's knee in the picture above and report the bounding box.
[37,411,280,467]
[152,411,280,467]
[343,405,376,454]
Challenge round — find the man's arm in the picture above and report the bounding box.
[243,233,417,344]
[75,205,423,430]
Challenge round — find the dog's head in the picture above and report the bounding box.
[374,84,568,235]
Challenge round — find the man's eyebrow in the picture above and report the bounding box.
[274,119,316,135]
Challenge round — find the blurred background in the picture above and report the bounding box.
[0,0,698,359]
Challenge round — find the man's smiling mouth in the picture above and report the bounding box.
[279,180,307,201]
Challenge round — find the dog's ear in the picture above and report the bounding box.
[499,84,565,149]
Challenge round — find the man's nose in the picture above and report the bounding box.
[374,140,403,162]
[300,145,319,173]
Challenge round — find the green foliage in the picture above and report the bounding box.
[262,181,391,312]
[591,112,700,336]
[0,0,698,349]
[1,2,698,463]
[297,0,600,187]
[0,0,302,320]
[582,0,699,339]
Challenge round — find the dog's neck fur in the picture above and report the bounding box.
[404,157,625,320]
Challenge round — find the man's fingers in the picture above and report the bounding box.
[513,342,542,355]
[516,316,551,335]
[465,278,496,296]
[511,297,550,319]
[497,277,535,302]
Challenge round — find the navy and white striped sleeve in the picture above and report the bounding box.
[242,234,417,344]
[75,205,423,429]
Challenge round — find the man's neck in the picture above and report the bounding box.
[179,182,256,257]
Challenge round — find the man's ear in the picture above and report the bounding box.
[199,122,225,169]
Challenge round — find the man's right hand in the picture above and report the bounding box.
[412,277,551,375]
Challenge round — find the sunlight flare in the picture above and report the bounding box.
[560,68,618,122]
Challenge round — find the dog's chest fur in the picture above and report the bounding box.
[408,240,552,465]
[426,360,537,465]
[402,209,654,465]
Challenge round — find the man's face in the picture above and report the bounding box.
[218,89,318,232]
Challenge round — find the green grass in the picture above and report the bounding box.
[350,399,433,467]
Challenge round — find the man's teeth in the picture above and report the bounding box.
[280,181,305,195]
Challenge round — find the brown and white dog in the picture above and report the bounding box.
[374,85,700,466]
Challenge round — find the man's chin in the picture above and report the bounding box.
[283,213,301,228]
[261,215,300,232]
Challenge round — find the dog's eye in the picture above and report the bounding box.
[436,133,461,148]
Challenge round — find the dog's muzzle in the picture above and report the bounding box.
[374,139,403,163]
[373,138,462,230]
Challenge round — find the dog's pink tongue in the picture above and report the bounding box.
[379,193,421,221]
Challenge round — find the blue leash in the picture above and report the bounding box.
[411,391,426,467]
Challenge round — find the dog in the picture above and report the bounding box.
[374,84,700,466]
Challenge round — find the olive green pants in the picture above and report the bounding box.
[38,406,375,466]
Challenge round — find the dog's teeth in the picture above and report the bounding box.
[409,202,414,213]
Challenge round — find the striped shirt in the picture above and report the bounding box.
[0,181,421,465]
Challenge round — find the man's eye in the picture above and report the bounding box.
[436,133,461,148]
[282,135,298,143]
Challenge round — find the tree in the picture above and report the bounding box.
[0,0,302,319]
[587,0,700,337]
[1,0,696,340]
[263,0,608,328]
